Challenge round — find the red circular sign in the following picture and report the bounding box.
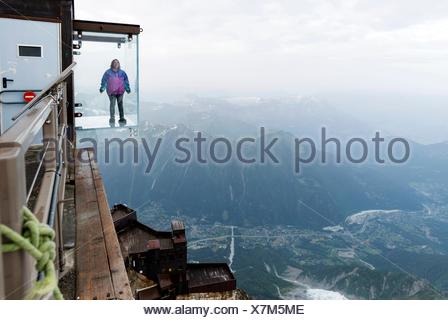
[23,91,36,103]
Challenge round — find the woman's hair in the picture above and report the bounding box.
[110,59,120,69]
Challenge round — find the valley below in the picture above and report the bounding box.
[138,204,448,299]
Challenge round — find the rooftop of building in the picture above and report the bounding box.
[111,204,186,256]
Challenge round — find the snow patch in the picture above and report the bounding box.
[272,265,347,300]
[306,289,347,300]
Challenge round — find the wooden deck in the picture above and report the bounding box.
[75,148,133,300]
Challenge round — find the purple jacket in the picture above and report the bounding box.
[100,68,130,96]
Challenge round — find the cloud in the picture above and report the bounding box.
[75,0,448,95]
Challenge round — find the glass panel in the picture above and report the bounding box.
[74,31,139,130]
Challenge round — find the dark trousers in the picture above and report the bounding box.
[109,94,124,120]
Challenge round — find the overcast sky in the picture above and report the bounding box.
[75,0,448,97]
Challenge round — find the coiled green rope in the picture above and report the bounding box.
[0,207,63,300]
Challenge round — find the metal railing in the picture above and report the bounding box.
[0,62,76,299]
